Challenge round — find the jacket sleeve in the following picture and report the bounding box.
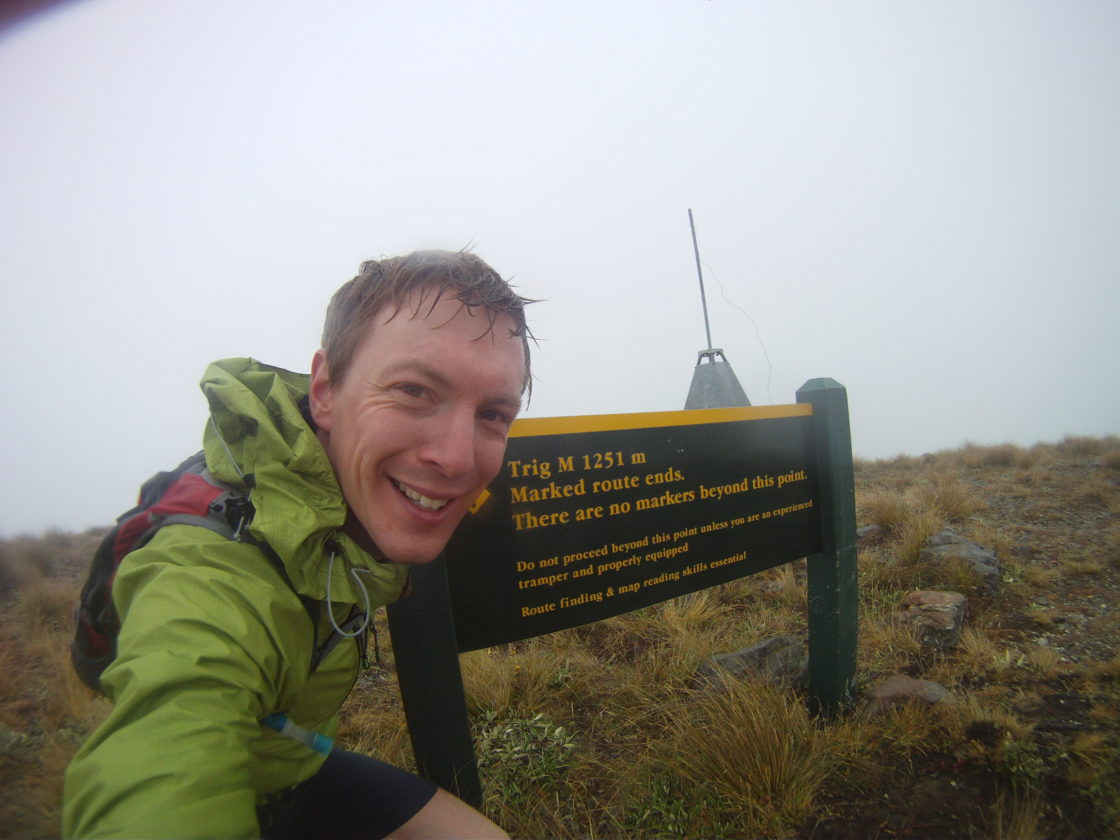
[63,529,310,839]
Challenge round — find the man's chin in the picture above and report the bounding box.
[384,549,443,566]
[365,530,451,566]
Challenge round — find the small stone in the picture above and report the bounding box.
[693,634,807,689]
[868,675,952,710]
[858,524,882,542]
[900,590,968,649]
[920,530,1001,594]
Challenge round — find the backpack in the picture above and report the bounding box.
[71,452,368,693]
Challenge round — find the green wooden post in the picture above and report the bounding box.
[796,378,858,715]
[386,555,482,807]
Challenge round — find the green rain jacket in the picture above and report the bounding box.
[63,359,411,839]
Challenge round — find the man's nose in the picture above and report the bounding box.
[418,408,477,477]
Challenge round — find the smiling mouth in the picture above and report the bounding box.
[394,480,450,511]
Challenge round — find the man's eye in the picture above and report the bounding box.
[479,409,512,426]
[398,384,426,399]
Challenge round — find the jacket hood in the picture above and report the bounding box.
[200,358,408,604]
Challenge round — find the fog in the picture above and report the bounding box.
[1,0,1117,535]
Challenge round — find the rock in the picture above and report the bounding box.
[0,724,31,758]
[693,634,807,689]
[857,524,882,543]
[920,530,1001,593]
[868,675,952,710]
[900,590,968,649]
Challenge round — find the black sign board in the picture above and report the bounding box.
[444,404,821,651]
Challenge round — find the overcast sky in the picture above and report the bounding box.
[1,0,1117,537]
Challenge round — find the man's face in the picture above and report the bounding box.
[309,293,526,565]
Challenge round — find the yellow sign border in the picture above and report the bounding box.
[509,403,813,438]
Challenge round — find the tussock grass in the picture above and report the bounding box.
[27,635,100,726]
[640,678,830,838]
[336,690,414,769]
[943,552,989,594]
[859,612,922,674]
[1063,557,1107,576]
[958,441,1034,469]
[928,473,980,520]
[941,693,1034,745]
[1002,555,1062,588]
[1025,645,1066,677]
[990,784,1046,840]
[0,540,50,593]
[960,442,1015,468]
[958,627,1001,669]
[17,577,76,632]
[1058,435,1117,457]
[655,587,727,632]
[460,641,604,716]
[895,509,941,567]
[860,489,914,536]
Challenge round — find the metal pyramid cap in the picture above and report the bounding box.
[684,349,751,409]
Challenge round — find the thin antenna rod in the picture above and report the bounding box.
[688,208,714,352]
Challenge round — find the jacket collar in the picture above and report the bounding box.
[200,358,409,605]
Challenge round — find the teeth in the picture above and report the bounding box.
[396,481,449,511]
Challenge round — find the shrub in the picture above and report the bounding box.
[474,711,576,804]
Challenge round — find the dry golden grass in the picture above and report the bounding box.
[641,678,830,838]
[958,626,1001,668]
[1063,557,1107,576]
[460,641,605,716]
[858,613,922,675]
[895,508,941,567]
[1057,435,1119,457]
[1070,731,1113,771]
[1002,555,1062,588]
[859,488,913,536]
[858,546,909,593]
[657,587,727,632]
[336,695,414,769]
[767,562,808,611]
[1025,644,1066,677]
[1087,653,1120,682]
[990,785,1046,840]
[941,693,1034,743]
[17,577,76,633]
[928,472,981,520]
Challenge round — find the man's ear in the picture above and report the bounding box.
[308,349,334,432]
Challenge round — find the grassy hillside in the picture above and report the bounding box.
[2,437,1118,838]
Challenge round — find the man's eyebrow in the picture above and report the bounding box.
[382,361,523,408]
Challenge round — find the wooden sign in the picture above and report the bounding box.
[444,404,821,651]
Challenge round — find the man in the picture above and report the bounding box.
[63,250,531,838]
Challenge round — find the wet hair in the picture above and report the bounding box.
[321,249,534,394]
